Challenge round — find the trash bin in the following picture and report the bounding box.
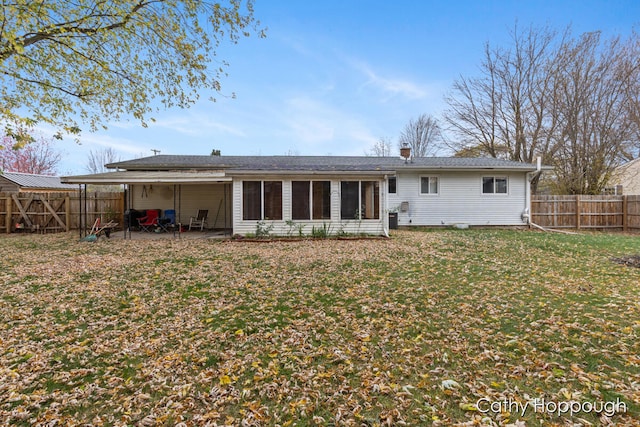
[389,212,398,230]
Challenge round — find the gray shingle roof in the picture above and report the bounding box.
[107,155,542,172]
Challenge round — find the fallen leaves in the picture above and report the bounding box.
[0,230,639,425]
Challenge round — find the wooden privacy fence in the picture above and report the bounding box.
[2,191,640,234]
[531,195,640,230]
[0,192,124,234]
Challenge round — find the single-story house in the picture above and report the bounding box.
[609,158,640,195]
[62,154,546,236]
[0,171,77,193]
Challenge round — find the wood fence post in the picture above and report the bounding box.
[623,195,628,232]
[6,196,11,234]
[575,195,581,230]
[65,196,71,232]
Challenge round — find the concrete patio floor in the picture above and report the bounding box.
[101,229,232,240]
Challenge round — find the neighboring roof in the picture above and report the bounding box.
[0,171,77,191]
[106,155,545,172]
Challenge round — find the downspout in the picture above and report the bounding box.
[382,175,389,237]
[523,157,542,224]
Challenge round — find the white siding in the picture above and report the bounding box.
[233,176,386,236]
[129,183,232,228]
[388,171,529,226]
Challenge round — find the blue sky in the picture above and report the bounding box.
[54,0,640,175]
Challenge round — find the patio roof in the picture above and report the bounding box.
[61,170,230,185]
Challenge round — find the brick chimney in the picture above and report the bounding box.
[400,143,411,163]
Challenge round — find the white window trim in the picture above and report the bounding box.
[419,175,440,196]
[481,176,509,195]
[340,180,381,221]
[242,180,284,220]
[388,176,397,194]
[291,180,331,221]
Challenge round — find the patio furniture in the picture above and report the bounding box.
[158,209,176,232]
[137,209,161,232]
[189,209,208,231]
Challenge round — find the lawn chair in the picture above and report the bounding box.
[158,209,176,232]
[189,209,208,231]
[137,209,160,232]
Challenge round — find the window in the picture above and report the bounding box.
[242,181,282,220]
[242,181,261,220]
[291,181,310,220]
[264,181,283,219]
[341,181,379,220]
[482,177,508,194]
[341,181,359,219]
[420,176,439,194]
[312,181,331,219]
[388,176,397,194]
[291,181,331,220]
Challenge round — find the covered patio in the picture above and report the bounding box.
[62,170,233,240]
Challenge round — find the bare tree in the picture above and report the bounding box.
[366,137,394,156]
[398,114,442,157]
[86,147,121,174]
[445,25,561,161]
[0,136,61,174]
[550,32,640,194]
[444,24,640,194]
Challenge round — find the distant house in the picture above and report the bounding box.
[0,171,77,193]
[609,159,640,195]
[62,154,546,236]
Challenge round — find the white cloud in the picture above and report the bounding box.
[149,112,247,138]
[348,59,431,101]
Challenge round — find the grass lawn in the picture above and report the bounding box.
[1,229,639,426]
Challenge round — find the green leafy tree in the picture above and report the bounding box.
[0,1,264,147]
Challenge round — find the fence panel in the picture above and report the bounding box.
[531,195,640,230]
[0,191,124,234]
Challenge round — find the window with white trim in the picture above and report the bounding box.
[482,176,508,194]
[291,181,331,220]
[420,176,439,194]
[242,181,283,220]
[340,181,380,220]
[388,176,397,194]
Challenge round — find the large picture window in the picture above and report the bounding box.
[242,181,283,220]
[482,177,508,194]
[341,181,379,220]
[292,181,331,220]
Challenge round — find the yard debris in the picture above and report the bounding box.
[1,230,639,425]
[610,254,640,268]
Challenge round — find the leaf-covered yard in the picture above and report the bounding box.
[1,229,639,426]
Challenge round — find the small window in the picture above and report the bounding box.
[420,176,439,194]
[482,177,508,194]
[388,177,397,194]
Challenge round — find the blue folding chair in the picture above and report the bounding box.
[158,209,176,232]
